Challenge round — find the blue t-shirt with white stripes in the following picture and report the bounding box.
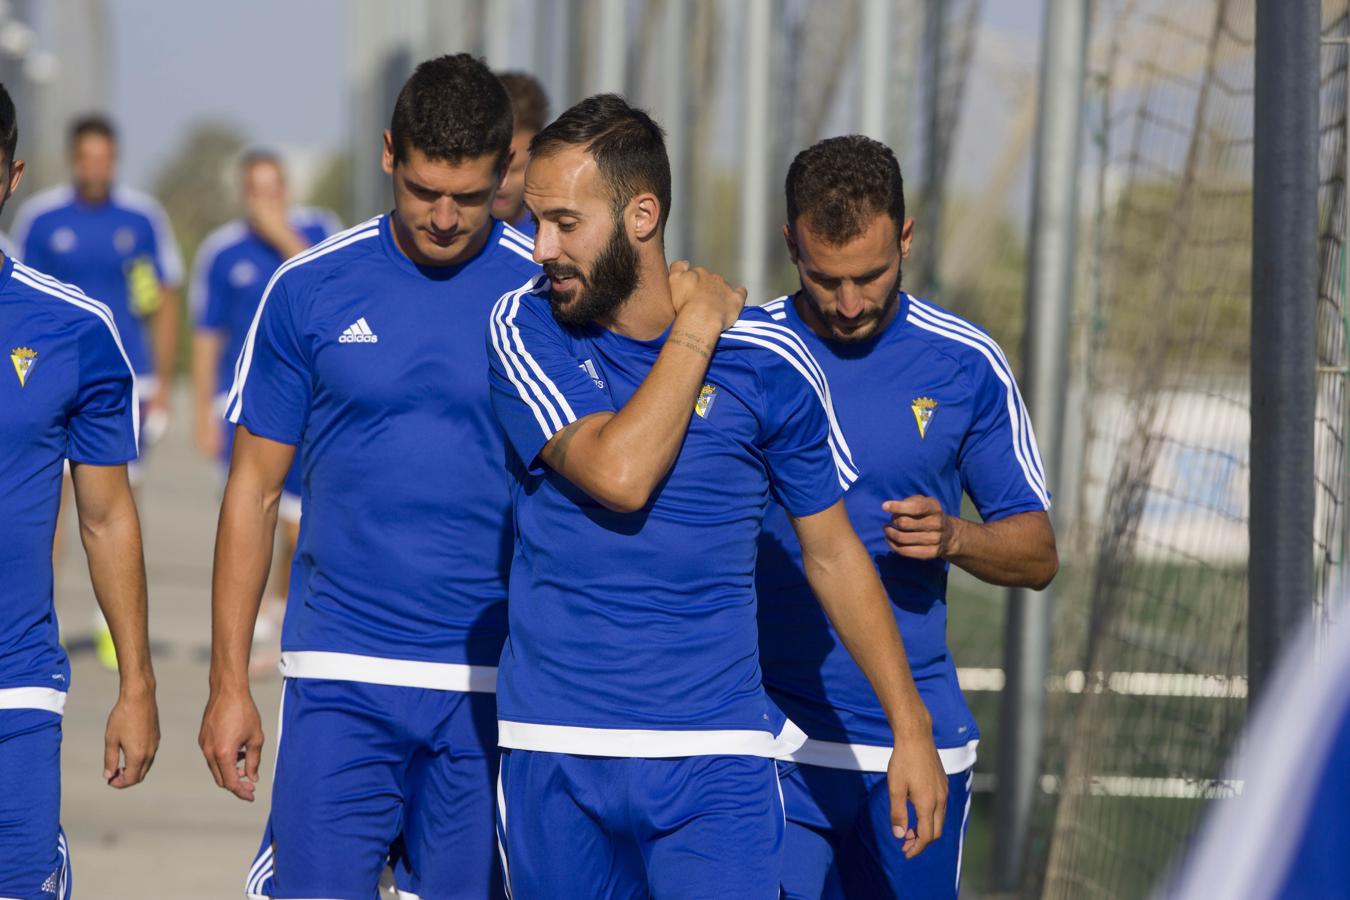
[12,186,183,379]
[487,283,856,757]
[226,215,540,671]
[756,291,1050,771]
[0,256,138,699]
[192,209,341,398]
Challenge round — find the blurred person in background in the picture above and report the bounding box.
[11,114,183,669]
[492,70,549,238]
[0,81,159,900]
[198,54,534,900]
[755,136,1058,899]
[190,149,341,678]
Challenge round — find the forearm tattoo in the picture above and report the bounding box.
[669,329,712,360]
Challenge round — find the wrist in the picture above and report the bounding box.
[118,668,156,700]
[673,305,724,335]
[943,514,969,560]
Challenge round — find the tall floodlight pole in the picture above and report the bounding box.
[991,0,1090,890]
[595,0,627,94]
[660,0,690,263]
[740,0,773,304]
[860,0,893,141]
[1250,0,1318,698]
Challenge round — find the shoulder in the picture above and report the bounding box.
[9,260,127,346]
[269,215,384,297]
[109,185,172,226]
[488,220,542,278]
[901,295,1013,385]
[12,185,76,232]
[194,220,248,271]
[719,304,823,385]
[489,273,554,331]
[290,206,343,239]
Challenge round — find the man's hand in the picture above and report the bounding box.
[246,185,307,260]
[199,685,265,802]
[104,688,159,788]
[887,726,949,858]
[195,412,223,458]
[668,260,747,333]
[882,495,961,560]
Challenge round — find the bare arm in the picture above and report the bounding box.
[198,426,295,801]
[192,330,224,457]
[539,264,746,513]
[150,286,180,413]
[882,498,1058,589]
[792,500,948,859]
[69,461,159,788]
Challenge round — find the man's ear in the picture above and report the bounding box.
[782,223,800,264]
[631,192,662,242]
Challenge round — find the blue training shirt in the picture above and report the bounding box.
[487,281,858,757]
[756,291,1050,774]
[12,185,183,381]
[0,255,138,710]
[192,208,341,398]
[225,214,539,688]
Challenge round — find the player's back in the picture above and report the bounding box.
[490,293,854,754]
[0,256,137,697]
[229,214,539,671]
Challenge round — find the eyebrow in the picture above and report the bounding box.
[807,264,890,283]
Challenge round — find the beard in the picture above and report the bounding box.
[801,266,903,343]
[544,218,641,328]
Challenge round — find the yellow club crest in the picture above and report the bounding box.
[694,383,719,418]
[911,396,937,439]
[10,346,36,387]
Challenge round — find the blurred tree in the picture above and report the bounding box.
[306,151,355,225]
[153,121,248,272]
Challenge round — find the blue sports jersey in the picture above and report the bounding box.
[13,186,183,380]
[756,292,1049,774]
[505,216,535,240]
[192,208,340,396]
[226,215,538,679]
[0,256,138,702]
[487,283,858,757]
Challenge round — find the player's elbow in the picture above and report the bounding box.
[586,460,656,514]
[1027,546,1059,591]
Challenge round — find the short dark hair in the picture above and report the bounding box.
[0,82,16,168]
[498,71,550,135]
[785,135,906,245]
[530,93,671,229]
[389,54,513,168]
[69,113,116,148]
[240,147,283,172]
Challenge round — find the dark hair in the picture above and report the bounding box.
[530,94,671,229]
[389,54,512,168]
[0,82,15,168]
[498,71,550,135]
[240,147,283,172]
[785,135,905,244]
[69,113,116,148]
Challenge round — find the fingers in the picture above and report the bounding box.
[103,733,120,784]
[244,732,263,786]
[883,524,941,559]
[889,774,910,841]
[881,496,941,517]
[669,259,691,275]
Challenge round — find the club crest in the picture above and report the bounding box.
[911,396,937,439]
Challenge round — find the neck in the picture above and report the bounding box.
[76,185,110,206]
[390,210,491,268]
[598,253,674,341]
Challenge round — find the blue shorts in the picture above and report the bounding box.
[777,762,973,899]
[497,750,784,899]
[246,678,502,900]
[0,710,71,900]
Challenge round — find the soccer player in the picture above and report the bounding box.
[190,150,340,674]
[11,114,183,669]
[489,95,947,898]
[491,71,549,237]
[755,135,1059,898]
[0,82,159,900]
[197,54,547,900]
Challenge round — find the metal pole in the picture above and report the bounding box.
[595,0,627,95]
[1250,0,1318,697]
[991,0,1090,890]
[859,0,892,141]
[660,0,690,263]
[740,0,773,304]
[918,0,944,295]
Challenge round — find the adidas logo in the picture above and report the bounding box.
[339,317,379,344]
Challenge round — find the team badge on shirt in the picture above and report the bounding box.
[694,383,718,418]
[10,346,36,387]
[911,396,937,439]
